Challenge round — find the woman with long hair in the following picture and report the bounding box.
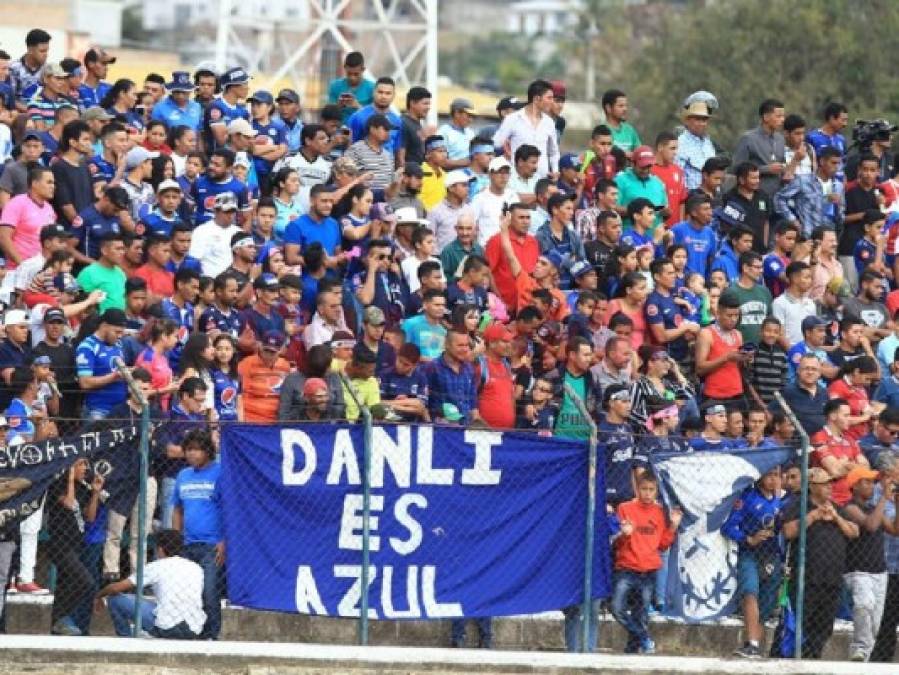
[269,167,303,239]
[340,184,377,250]
[101,78,145,138]
[450,303,484,359]
[134,318,180,409]
[210,334,241,423]
[177,332,216,411]
[142,120,172,155]
[629,345,695,430]
[827,355,884,440]
[168,125,196,176]
[605,244,638,297]
[149,154,176,193]
[602,271,649,349]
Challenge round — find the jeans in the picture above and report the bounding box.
[562,599,601,652]
[182,542,223,639]
[70,542,103,635]
[610,570,654,651]
[104,478,158,577]
[871,573,899,662]
[450,618,492,647]
[159,477,176,529]
[654,550,669,609]
[107,593,202,639]
[844,571,888,660]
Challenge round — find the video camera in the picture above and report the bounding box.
[852,118,898,148]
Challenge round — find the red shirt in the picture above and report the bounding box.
[810,425,862,506]
[485,231,539,309]
[134,264,175,299]
[651,163,688,227]
[614,499,675,573]
[474,355,515,429]
[888,289,899,319]
[827,377,870,441]
[702,325,743,399]
[602,299,647,351]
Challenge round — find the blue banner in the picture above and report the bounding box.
[651,446,795,622]
[219,423,610,619]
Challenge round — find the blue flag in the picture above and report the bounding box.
[650,446,795,622]
[219,423,611,619]
[0,425,140,528]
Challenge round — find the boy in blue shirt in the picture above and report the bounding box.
[172,428,223,640]
[853,209,887,278]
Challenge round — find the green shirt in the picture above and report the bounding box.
[343,376,381,421]
[439,240,485,282]
[615,168,668,229]
[726,281,773,345]
[76,263,127,312]
[554,371,591,440]
[608,121,641,153]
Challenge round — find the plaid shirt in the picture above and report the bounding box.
[676,130,716,190]
[774,173,842,236]
[424,354,477,423]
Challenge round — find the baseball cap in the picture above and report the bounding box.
[253,273,280,291]
[43,308,66,324]
[632,145,656,168]
[21,130,42,143]
[488,156,512,172]
[536,321,561,342]
[276,88,300,104]
[166,71,194,92]
[550,80,567,100]
[125,147,159,170]
[230,232,255,250]
[261,330,285,350]
[332,156,359,176]
[826,277,852,298]
[40,224,70,242]
[808,467,834,485]
[331,331,357,350]
[220,67,250,88]
[233,152,251,170]
[214,192,238,211]
[444,169,475,187]
[483,322,513,342]
[105,186,132,210]
[32,355,52,367]
[363,306,386,326]
[424,135,446,153]
[441,402,464,423]
[403,162,424,179]
[450,97,475,115]
[542,250,564,270]
[393,206,428,226]
[43,62,67,79]
[100,308,127,327]
[248,90,274,105]
[3,310,28,327]
[570,259,594,279]
[302,378,328,398]
[156,179,182,195]
[227,118,258,137]
[82,106,114,122]
[85,47,116,65]
[801,315,830,333]
[703,403,727,416]
[559,153,581,171]
[496,96,523,113]
[368,113,396,131]
[846,466,879,490]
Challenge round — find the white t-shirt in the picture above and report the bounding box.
[400,255,444,294]
[189,222,241,278]
[129,555,206,633]
[471,188,519,247]
[276,152,332,188]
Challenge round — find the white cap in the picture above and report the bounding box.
[488,156,512,172]
[393,206,428,226]
[125,146,159,170]
[156,178,182,194]
[3,309,29,327]
[444,169,475,187]
[233,151,251,169]
[227,118,258,137]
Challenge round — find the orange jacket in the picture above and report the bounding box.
[614,499,676,573]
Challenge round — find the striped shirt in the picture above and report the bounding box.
[345,140,394,190]
[748,342,788,404]
[27,89,67,126]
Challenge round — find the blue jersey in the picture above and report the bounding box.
[152,96,203,132]
[76,204,121,260]
[620,228,654,252]
[172,462,222,544]
[77,82,111,109]
[161,298,194,371]
[806,129,846,181]
[347,105,402,155]
[38,131,58,165]
[722,486,783,557]
[446,282,488,315]
[107,107,145,134]
[141,207,184,238]
[645,288,689,360]
[284,214,342,256]
[240,306,285,340]
[75,334,127,413]
[762,252,788,297]
[854,237,878,275]
[210,367,240,422]
[379,366,429,421]
[786,341,832,382]
[203,96,248,150]
[88,154,115,185]
[277,116,303,153]
[689,436,748,452]
[198,304,243,339]
[599,420,641,505]
[671,220,717,278]
[251,119,287,179]
[191,174,250,225]
[165,255,202,275]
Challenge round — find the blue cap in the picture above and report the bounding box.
[570,259,594,279]
[424,135,446,153]
[559,153,581,171]
[470,142,494,157]
[166,71,194,92]
[220,67,250,88]
[542,250,565,270]
[248,90,274,105]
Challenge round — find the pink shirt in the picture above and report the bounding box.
[135,347,174,411]
[0,194,56,267]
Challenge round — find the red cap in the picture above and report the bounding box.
[483,322,514,343]
[550,80,567,99]
[632,145,656,168]
[302,378,329,398]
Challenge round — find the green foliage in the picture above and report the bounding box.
[619,0,899,149]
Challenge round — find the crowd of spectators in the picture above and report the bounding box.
[0,27,898,661]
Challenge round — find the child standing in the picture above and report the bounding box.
[612,473,682,654]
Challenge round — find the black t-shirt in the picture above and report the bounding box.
[829,345,865,371]
[51,159,94,228]
[783,498,850,585]
[33,340,80,419]
[585,239,615,281]
[401,114,425,165]
[47,476,90,556]
[719,188,772,253]
[845,502,886,573]
[842,185,879,255]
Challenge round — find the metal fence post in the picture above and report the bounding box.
[774,392,809,660]
[341,373,372,645]
[113,358,150,637]
[563,383,598,654]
